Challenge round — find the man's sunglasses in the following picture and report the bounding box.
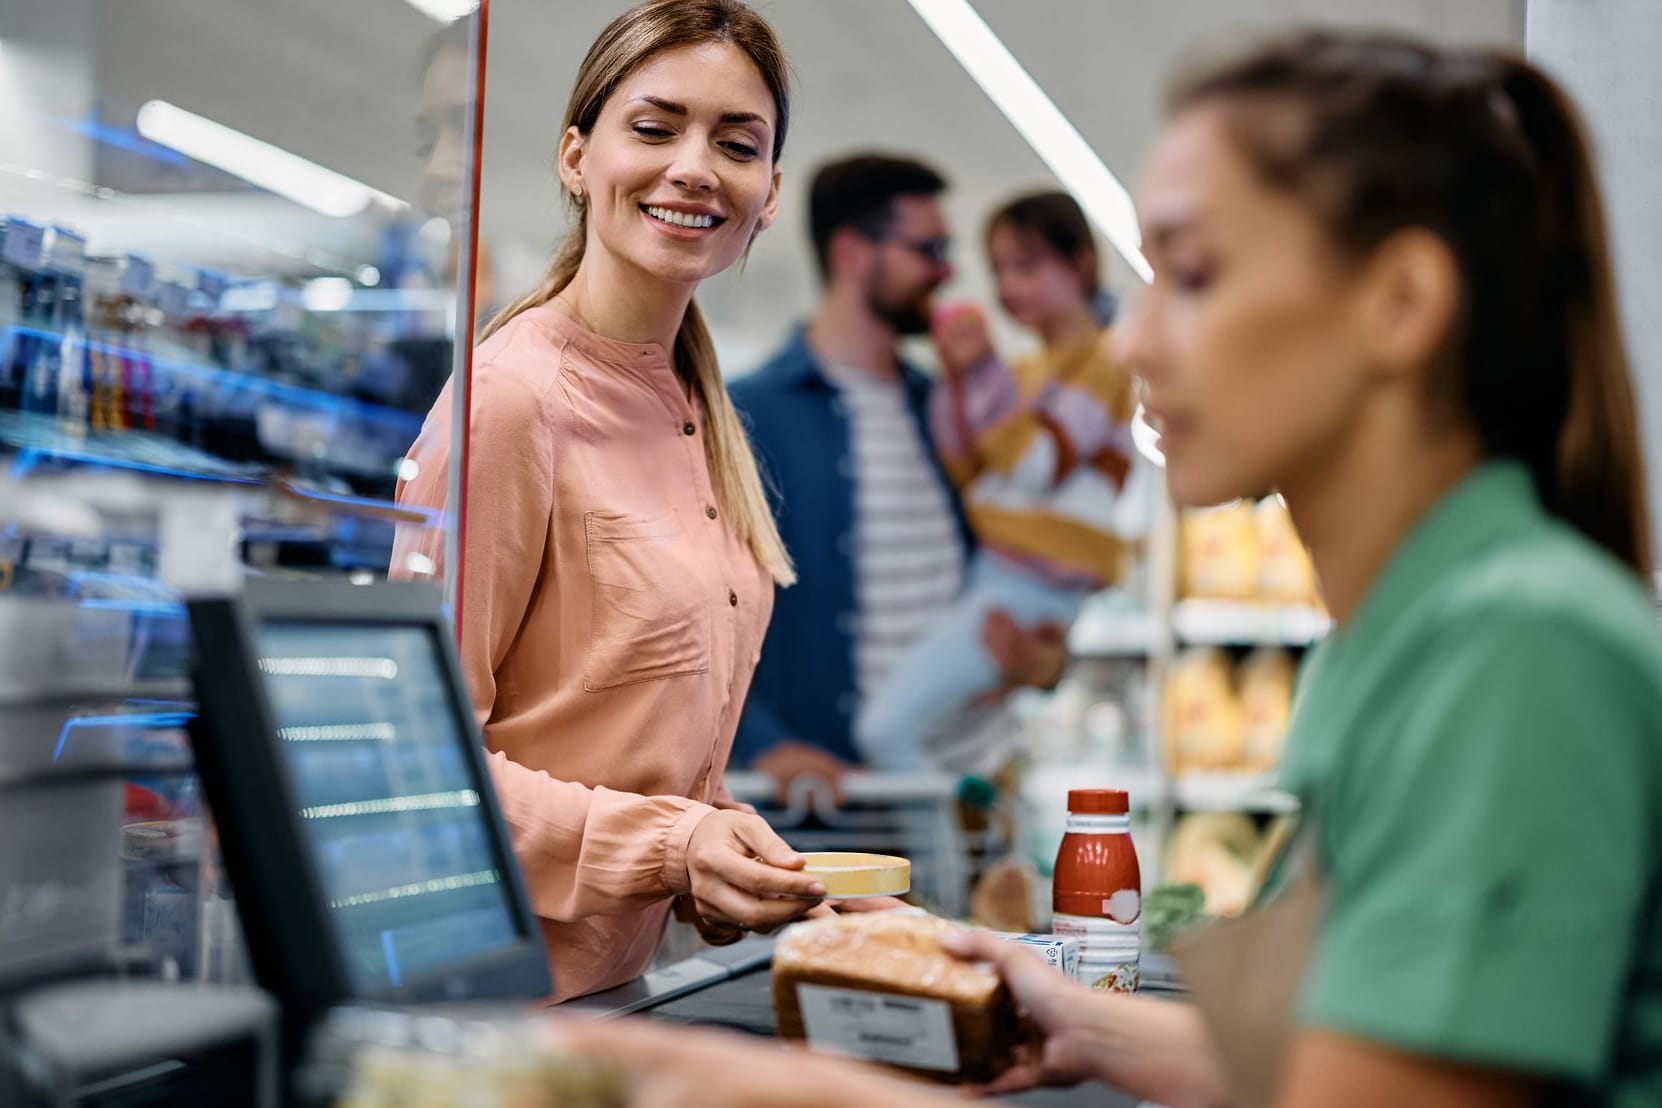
[873,233,953,266]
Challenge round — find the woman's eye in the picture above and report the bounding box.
[633,124,674,139]
[1170,266,1214,293]
[720,139,760,159]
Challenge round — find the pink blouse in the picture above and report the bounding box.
[394,302,773,1001]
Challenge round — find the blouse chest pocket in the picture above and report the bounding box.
[584,511,711,691]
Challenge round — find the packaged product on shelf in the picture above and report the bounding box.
[1179,501,1261,601]
[1255,496,1322,607]
[1165,813,1261,918]
[969,856,1039,933]
[772,912,1020,1083]
[1238,648,1296,774]
[1161,647,1246,774]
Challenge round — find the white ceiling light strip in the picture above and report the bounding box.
[136,100,408,219]
[403,0,478,22]
[904,0,1152,283]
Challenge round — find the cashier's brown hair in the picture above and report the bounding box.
[482,0,795,585]
[1172,32,1651,578]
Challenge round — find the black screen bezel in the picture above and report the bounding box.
[186,578,550,1032]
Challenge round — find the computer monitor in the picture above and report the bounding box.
[186,579,550,1034]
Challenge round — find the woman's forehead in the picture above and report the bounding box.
[609,42,776,125]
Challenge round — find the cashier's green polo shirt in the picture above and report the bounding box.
[1280,461,1662,1105]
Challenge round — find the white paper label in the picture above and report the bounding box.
[795,984,959,1073]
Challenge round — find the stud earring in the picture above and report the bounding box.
[572,184,584,199]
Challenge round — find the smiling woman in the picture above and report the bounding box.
[391,0,823,1004]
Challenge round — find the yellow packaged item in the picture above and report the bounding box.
[800,852,911,899]
[1162,648,1246,774]
[1239,648,1296,774]
[1255,497,1321,607]
[1180,502,1262,601]
[1166,813,1262,918]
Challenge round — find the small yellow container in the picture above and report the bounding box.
[800,852,911,899]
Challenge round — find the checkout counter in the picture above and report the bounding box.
[3,576,1158,1105]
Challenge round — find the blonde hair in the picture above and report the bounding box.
[480,0,795,584]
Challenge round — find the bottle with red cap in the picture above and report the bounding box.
[1051,788,1142,992]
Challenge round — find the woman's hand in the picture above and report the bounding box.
[684,809,825,933]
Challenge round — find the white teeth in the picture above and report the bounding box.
[646,205,715,229]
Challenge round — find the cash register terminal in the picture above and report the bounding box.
[186,579,552,1047]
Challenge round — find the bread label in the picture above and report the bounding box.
[795,985,960,1073]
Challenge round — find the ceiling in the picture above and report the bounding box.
[1,0,1523,361]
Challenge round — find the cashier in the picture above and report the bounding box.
[393,0,828,1002]
[560,28,1662,1107]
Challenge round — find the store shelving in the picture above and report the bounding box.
[1171,599,1331,647]
[1168,771,1297,815]
[1022,494,1327,907]
[1067,608,1161,656]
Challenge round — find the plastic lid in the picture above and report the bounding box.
[1067,788,1129,815]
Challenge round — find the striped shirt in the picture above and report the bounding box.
[824,362,964,701]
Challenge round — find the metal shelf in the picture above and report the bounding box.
[1169,771,1297,814]
[1171,600,1331,647]
[1068,611,1161,657]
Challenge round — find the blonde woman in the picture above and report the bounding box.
[395,0,824,1002]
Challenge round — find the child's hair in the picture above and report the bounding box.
[985,190,1101,299]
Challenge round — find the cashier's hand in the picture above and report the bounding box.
[942,930,1098,1096]
[685,809,825,934]
[555,1019,956,1108]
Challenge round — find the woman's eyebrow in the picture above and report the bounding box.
[632,95,768,128]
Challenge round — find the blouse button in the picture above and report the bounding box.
[683,422,697,436]
[706,505,718,520]
[728,590,739,607]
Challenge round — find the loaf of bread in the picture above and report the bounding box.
[772,913,1019,1083]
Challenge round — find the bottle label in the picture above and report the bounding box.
[795,984,959,1073]
[1053,912,1141,993]
[1077,958,1141,994]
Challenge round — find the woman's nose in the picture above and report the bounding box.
[668,142,719,192]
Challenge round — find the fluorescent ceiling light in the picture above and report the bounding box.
[905,0,1152,283]
[403,0,478,22]
[135,100,407,219]
[302,277,354,312]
